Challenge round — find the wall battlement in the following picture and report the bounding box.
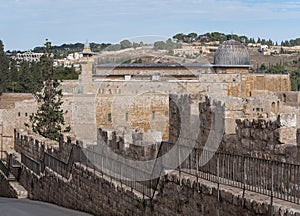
[4,131,300,215]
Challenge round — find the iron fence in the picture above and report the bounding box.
[44,147,74,179]
[21,153,41,175]
[16,138,300,204]
[174,145,300,205]
[82,147,155,198]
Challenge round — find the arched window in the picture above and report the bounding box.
[271,102,275,113]
[283,94,287,103]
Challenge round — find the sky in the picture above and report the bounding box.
[1,0,300,51]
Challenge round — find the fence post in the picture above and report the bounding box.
[217,153,220,216]
[196,148,199,190]
[242,155,246,208]
[7,153,12,174]
[79,148,81,167]
[270,161,274,216]
[178,144,181,185]
[217,153,220,201]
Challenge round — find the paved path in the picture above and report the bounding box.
[0,197,91,216]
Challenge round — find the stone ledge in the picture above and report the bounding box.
[167,171,300,215]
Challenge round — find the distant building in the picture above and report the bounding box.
[12,51,44,62]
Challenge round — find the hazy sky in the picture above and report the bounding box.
[1,0,300,50]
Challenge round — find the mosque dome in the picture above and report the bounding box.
[214,39,250,66]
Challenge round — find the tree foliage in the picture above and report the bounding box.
[171,32,275,46]
[28,40,70,141]
[33,42,111,58]
[0,40,9,92]
[153,38,181,51]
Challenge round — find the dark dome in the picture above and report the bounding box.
[214,40,250,66]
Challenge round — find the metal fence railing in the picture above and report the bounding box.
[173,145,300,205]
[21,153,41,175]
[16,137,300,204]
[81,147,155,199]
[44,147,74,179]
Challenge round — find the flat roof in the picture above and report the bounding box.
[95,63,252,69]
[95,63,213,68]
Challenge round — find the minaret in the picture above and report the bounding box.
[79,41,94,94]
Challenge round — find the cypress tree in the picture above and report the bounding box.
[0,40,9,92]
[28,40,70,140]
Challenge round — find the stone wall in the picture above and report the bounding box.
[15,159,300,216]
[0,171,18,198]
[168,94,203,147]
[11,131,300,216]
[0,93,74,152]
[171,94,300,163]
[96,92,169,141]
[0,93,33,109]
[153,173,299,216]
[96,128,160,161]
[235,117,299,163]
[14,129,74,163]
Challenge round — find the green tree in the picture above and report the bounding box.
[172,33,185,42]
[28,40,70,140]
[53,66,78,80]
[18,61,33,93]
[120,40,132,49]
[0,40,9,92]
[7,59,19,92]
[153,41,166,50]
[187,32,198,42]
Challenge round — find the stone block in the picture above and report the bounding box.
[278,114,297,127]
[297,129,300,147]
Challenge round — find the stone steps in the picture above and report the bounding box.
[4,151,28,199]
[9,181,28,199]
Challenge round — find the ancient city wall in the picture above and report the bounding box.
[96,128,160,161]
[235,116,299,163]
[9,130,300,215]
[166,92,300,186]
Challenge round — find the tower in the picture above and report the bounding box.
[79,41,95,94]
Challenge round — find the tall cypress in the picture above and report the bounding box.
[28,40,70,140]
[0,40,9,92]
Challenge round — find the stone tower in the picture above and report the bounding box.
[79,41,94,94]
[73,41,97,144]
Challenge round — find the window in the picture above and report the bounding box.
[152,111,155,120]
[283,94,287,103]
[25,113,28,117]
[125,112,128,121]
[108,113,112,122]
[271,102,276,113]
[18,112,20,117]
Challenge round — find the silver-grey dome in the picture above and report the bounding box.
[214,40,250,66]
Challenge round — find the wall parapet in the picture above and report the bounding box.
[235,116,299,163]
[12,129,300,215]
